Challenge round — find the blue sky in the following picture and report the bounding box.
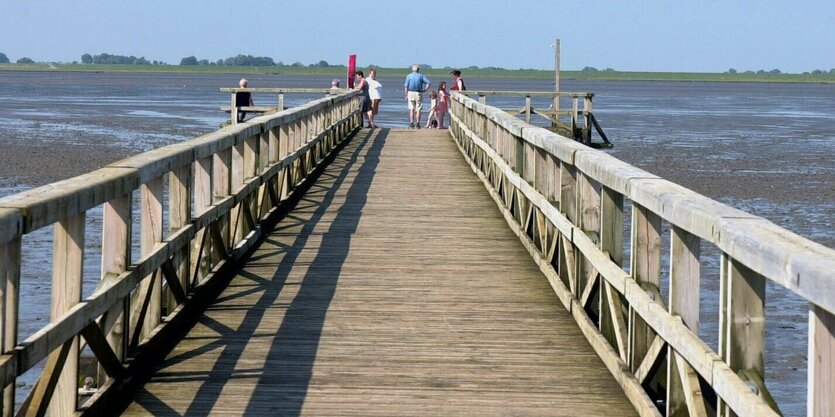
[1,0,833,73]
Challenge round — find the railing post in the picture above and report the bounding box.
[164,165,191,317]
[576,173,600,304]
[230,93,238,125]
[231,139,246,242]
[213,149,231,260]
[192,157,213,283]
[571,96,579,140]
[584,95,593,144]
[525,96,532,124]
[279,123,291,200]
[1,237,21,417]
[667,226,706,416]
[558,161,577,291]
[98,196,131,387]
[277,93,284,111]
[134,177,163,343]
[599,187,624,358]
[628,204,662,372]
[719,256,768,416]
[809,305,835,417]
[47,213,85,417]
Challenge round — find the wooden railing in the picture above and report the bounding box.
[448,91,835,417]
[220,87,348,124]
[0,90,361,416]
[458,91,611,147]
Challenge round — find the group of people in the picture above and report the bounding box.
[236,67,466,129]
[352,68,383,128]
[353,65,465,129]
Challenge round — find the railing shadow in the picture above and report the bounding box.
[134,128,388,416]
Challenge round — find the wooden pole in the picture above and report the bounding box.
[554,39,560,125]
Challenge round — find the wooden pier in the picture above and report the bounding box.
[0,89,833,417]
[118,128,637,416]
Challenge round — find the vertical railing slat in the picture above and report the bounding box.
[1,237,21,417]
[98,196,131,387]
[668,226,703,416]
[809,305,835,417]
[47,213,85,416]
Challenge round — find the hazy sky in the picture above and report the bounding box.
[1,0,833,73]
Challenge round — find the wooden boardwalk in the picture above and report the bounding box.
[119,128,638,416]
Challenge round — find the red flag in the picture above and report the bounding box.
[347,54,356,89]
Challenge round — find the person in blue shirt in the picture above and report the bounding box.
[403,64,431,128]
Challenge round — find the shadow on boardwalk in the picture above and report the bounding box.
[130,129,386,416]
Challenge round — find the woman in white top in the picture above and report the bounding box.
[367,69,383,127]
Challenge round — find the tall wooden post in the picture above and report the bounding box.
[553,38,560,126]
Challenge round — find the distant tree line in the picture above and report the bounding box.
[80,53,157,65]
[726,67,835,76]
[178,55,352,68]
[581,66,617,72]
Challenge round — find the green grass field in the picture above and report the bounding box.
[2,63,834,84]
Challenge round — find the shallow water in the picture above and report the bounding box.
[1,71,833,416]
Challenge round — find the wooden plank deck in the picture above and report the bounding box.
[119,128,639,416]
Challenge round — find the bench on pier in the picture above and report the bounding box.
[220,87,347,124]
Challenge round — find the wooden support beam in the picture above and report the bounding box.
[98,196,130,387]
[193,156,212,283]
[134,177,163,344]
[1,238,21,417]
[47,213,85,417]
[809,305,835,417]
[80,323,124,379]
[635,335,666,385]
[719,256,766,417]
[21,340,73,417]
[159,260,187,305]
[629,204,662,371]
[167,165,191,319]
[668,226,701,417]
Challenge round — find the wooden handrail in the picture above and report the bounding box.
[0,90,362,416]
[448,90,834,417]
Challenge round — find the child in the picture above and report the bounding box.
[436,81,450,129]
[424,91,439,128]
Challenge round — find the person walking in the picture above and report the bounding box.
[403,64,431,128]
[367,69,382,127]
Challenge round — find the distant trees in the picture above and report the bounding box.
[179,56,198,66]
[223,54,275,66]
[79,53,151,65]
[16,57,34,64]
[178,54,276,66]
[0,52,9,64]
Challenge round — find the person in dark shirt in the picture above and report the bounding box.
[235,78,254,122]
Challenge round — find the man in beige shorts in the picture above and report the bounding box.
[403,64,431,128]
